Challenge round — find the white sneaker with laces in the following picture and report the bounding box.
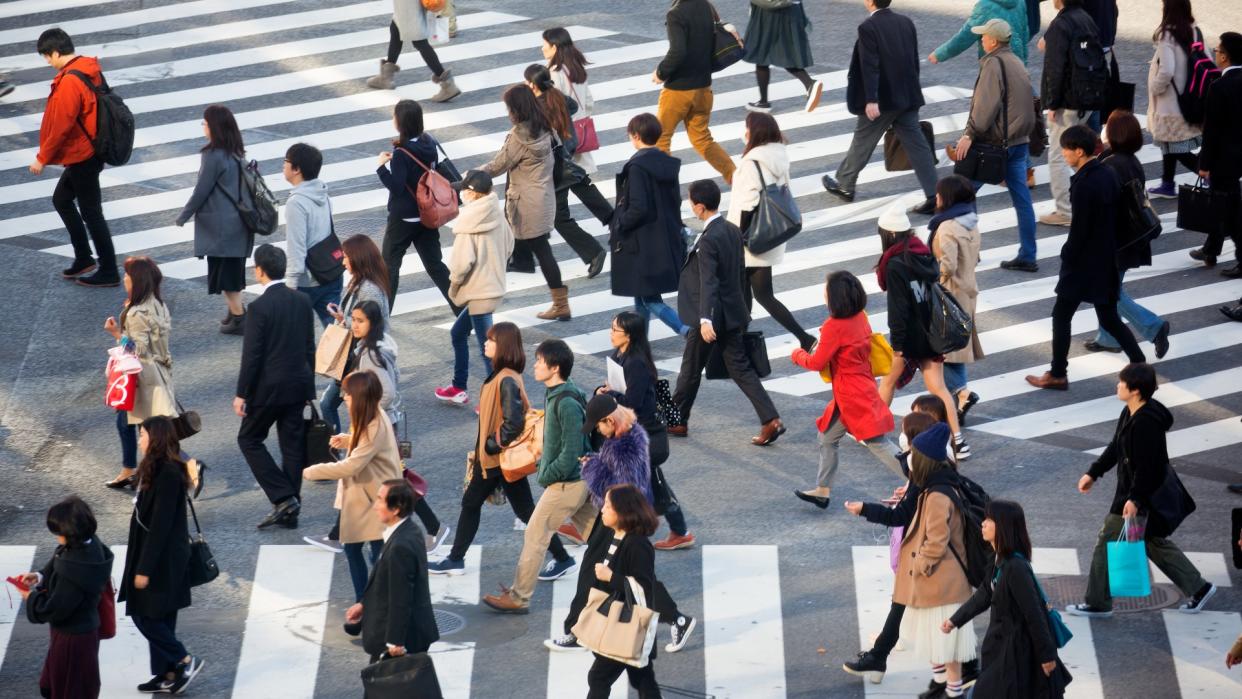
[544,633,586,652]
[665,615,696,653]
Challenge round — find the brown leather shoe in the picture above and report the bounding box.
[482,587,529,614]
[752,418,786,446]
[667,424,688,437]
[1024,372,1069,391]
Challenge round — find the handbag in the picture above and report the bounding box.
[1177,177,1224,234]
[1106,518,1152,598]
[705,330,771,379]
[403,468,429,498]
[954,55,1010,185]
[883,121,938,172]
[97,577,117,639]
[315,322,352,380]
[819,315,894,383]
[172,399,201,441]
[566,83,600,154]
[654,378,684,428]
[1028,96,1048,158]
[1104,52,1135,121]
[185,497,219,587]
[1147,463,1196,538]
[304,402,335,466]
[650,461,677,517]
[708,3,743,72]
[743,161,802,255]
[1117,176,1162,252]
[304,203,345,285]
[361,652,444,699]
[396,146,459,229]
[924,282,973,355]
[105,346,141,411]
[571,576,660,668]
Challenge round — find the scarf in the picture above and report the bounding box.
[876,235,932,292]
[926,202,976,251]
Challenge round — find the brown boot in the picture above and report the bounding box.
[365,59,399,90]
[482,586,529,614]
[1027,167,1036,188]
[535,286,571,321]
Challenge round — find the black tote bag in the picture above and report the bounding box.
[744,162,802,255]
[924,283,973,355]
[304,402,334,465]
[185,498,219,587]
[1146,464,1196,538]
[1177,178,1224,234]
[705,330,772,379]
[361,653,444,699]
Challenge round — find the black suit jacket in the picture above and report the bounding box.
[1200,69,1242,179]
[236,283,315,407]
[677,217,748,331]
[845,8,926,115]
[362,519,440,657]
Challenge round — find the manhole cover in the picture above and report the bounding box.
[434,608,466,636]
[1039,576,1182,613]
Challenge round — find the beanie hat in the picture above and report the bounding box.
[911,422,951,462]
[878,207,912,233]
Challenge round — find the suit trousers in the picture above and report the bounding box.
[238,401,307,505]
[673,326,779,425]
[510,480,598,605]
[1204,174,1242,263]
[656,87,736,183]
[835,108,937,198]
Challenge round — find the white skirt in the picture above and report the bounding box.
[900,602,978,665]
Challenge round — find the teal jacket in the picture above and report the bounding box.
[538,380,589,487]
[932,0,1030,66]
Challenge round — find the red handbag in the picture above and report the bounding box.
[396,147,459,229]
[98,578,116,640]
[567,83,599,154]
[105,367,137,411]
[403,468,428,498]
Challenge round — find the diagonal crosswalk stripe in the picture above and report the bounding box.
[1163,611,1242,697]
[0,0,128,21]
[0,546,37,676]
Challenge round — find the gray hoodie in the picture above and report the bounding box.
[284,179,333,288]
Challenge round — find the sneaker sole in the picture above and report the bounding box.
[428,564,465,576]
[666,616,696,653]
[430,526,452,553]
[1180,585,1217,613]
[1065,608,1113,618]
[1148,192,1177,199]
[745,104,772,113]
[805,81,823,112]
[538,563,578,581]
[434,393,469,405]
[61,264,98,279]
[302,536,343,553]
[544,640,588,653]
[654,541,695,551]
[840,665,885,684]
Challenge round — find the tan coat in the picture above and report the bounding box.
[932,217,984,364]
[122,298,177,425]
[303,417,403,544]
[894,488,973,609]
[480,123,555,240]
[1147,29,1202,144]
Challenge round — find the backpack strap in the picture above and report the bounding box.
[65,69,101,144]
[928,483,972,580]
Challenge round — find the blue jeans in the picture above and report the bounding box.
[117,410,137,469]
[1095,270,1165,348]
[343,539,384,602]
[450,309,493,390]
[321,381,343,433]
[298,277,343,329]
[635,296,687,336]
[1004,143,1037,262]
[943,362,968,396]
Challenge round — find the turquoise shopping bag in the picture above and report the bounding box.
[1107,521,1151,597]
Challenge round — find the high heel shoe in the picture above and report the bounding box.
[192,460,207,499]
[104,475,135,490]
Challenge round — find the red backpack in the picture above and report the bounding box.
[396,147,459,229]
[1177,27,1221,126]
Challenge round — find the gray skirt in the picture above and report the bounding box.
[1155,136,1202,155]
[742,2,813,69]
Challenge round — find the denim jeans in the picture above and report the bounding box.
[321,381,343,433]
[450,309,493,390]
[116,410,137,469]
[1094,271,1165,348]
[979,143,1038,263]
[942,362,968,396]
[343,539,384,602]
[634,296,686,336]
[297,277,343,329]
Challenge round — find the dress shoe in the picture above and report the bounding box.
[1153,321,1171,359]
[821,175,855,202]
[1221,264,1242,279]
[1227,484,1242,494]
[586,251,607,279]
[62,258,97,279]
[956,391,980,428]
[1220,304,1242,322]
[752,418,786,446]
[1082,340,1122,353]
[276,514,299,529]
[794,490,830,509]
[999,258,1039,272]
[667,424,688,437]
[257,497,300,529]
[75,271,122,287]
[482,587,529,614]
[1025,372,1069,390]
[907,198,936,216]
[1189,248,1217,267]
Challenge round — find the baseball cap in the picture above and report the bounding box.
[582,394,618,434]
[971,18,1012,42]
[452,169,493,194]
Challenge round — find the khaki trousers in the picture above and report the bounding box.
[510,480,598,604]
[656,86,735,183]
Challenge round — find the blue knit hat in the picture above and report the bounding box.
[911,422,951,462]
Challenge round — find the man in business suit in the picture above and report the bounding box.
[670,180,784,446]
[235,244,316,529]
[1194,31,1242,278]
[821,0,939,215]
[346,480,440,663]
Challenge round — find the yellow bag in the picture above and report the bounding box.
[820,332,894,383]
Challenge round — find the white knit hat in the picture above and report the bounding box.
[877,207,912,233]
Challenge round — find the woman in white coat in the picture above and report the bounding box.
[726,112,816,351]
[1145,0,1202,199]
[365,0,459,102]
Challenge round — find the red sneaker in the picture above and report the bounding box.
[434,386,470,404]
[557,523,586,545]
[654,532,696,551]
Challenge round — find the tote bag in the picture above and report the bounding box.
[361,652,444,699]
[315,323,352,380]
[1106,519,1151,597]
[572,576,660,668]
[925,283,973,355]
[1177,178,1224,234]
[743,162,802,255]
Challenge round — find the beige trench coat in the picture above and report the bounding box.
[894,487,973,609]
[932,218,985,364]
[480,123,556,240]
[122,298,177,425]
[303,417,403,544]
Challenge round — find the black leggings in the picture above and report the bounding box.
[755,65,814,103]
[745,266,815,349]
[516,234,563,289]
[446,467,568,563]
[1162,152,1198,183]
[871,601,905,658]
[386,21,445,77]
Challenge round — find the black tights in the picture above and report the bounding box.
[746,266,815,349]
[870,602,905,658]
[756,65,813,103]
[386,21,445,77]
[1161,152,1198,183]
[517,234,563,289]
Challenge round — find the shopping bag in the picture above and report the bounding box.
[315,323,352,380]
[572,576,660,668]
[1106,520,1151,597]
[1176,177,1222,234]
[820,318,893,383]
[105,346,142,410]
[889,526,904,573]
[429,14,450,46]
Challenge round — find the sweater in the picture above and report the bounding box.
[284,179,334,288]
[657,0,716,90]
[582,425,652,507]
[355,336,402,424]
[538,380,589,486]
[448,192,514,314]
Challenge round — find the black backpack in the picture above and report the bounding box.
[218,156,279,236]
[931,475,992,588]
[67,70,134,166]
[1065,19,1108,110]
[1176,28,1221,126]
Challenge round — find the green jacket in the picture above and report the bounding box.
[538,380,589,487]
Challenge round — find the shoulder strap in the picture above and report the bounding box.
[396,145,436,175]
[186,495,204,535]
[65,70,100,143]
[995,55,1010,146]
[929,484,972,578]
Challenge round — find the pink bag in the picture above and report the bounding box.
[105,347,142,411]
[889,527,904,573]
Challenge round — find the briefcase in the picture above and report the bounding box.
[361,652,443,699]
[705,330,771,380]
[883,121,938,172]
[1177,178,1224,234]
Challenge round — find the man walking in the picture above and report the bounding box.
[483,339,597,613]
[30,28,118,287]
[236,245,317,529]
[1026,125,1144,390]
[1192,32,1242,278]
[283,143,343,327]
[671,180,784,446]
[653,0,735,184]
[821,0,940,215]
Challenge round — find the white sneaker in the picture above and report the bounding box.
[805,79,824,112]
[427,525,451,554]
[665,615,696,653]
[544,633,586,652]
[513,517,527,531]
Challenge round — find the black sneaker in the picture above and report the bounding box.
[61,258,97,279]
[999,258,1039,272]
[75,271,121,287]
[960,657,979,687]
[543,632,584,652]
[841,650,886,684]
[168,655,203,695]
[1065,602,1113,618]
[745,100,772,113]
[137,675,172,693]
[1083,340,1122,353]
[1178,582,1217,613]
[665,615,696,653]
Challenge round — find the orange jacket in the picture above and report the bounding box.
[38,56,101,166]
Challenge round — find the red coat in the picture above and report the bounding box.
[791,313,894,441]
[38,56,101,166]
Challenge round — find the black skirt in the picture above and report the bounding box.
[206,256,246,294]
[742,2,813,69]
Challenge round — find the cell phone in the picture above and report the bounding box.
[6,575,30,592]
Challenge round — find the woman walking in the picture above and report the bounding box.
[376,99,454,307]
[429,322,573,574]
[479,87,568,320]
[943,500,1072,697]
[175,104,254,335]
[728,112,816,351]
[1146,0,1202,201]
[20,496,112,699]
[790,270,901,509]
[321,234,391,431]
[118,417,204,695]
[348,301,402,425]
[928,175,984,432]
[366,0,460,102]
[742,1,823,113]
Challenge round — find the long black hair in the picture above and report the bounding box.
[543,27,590,84]
[1154,0,1195,47]
[612,311,657,381]
[136,417,191,492]
[353,300,388,369]
[523,64,573,141]
[502,84,550,136]
[202,104,245,157]
[986,499,1033,563]
[393,99,425,144]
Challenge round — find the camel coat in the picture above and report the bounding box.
[894,480,973,609]
[303,417,403,544]
[122,298,177,425]
[1147,29,1203,144]
[932,215,985,364]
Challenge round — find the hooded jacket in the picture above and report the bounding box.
[355,335,402,424]
[448,192,514,315]
[1087,399,1174,520]
[610,147,685,297]
[26,537,114,635]
[38,55,102,166]
[284,179,334,288]
[727,142,792,267]
[882,239,941,359]
[582,424,653,507]
[931,212,985,364]
[932,0,1031,65]
[481,123,556,240]
[539,380,590,487]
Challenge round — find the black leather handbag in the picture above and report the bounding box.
[706,330,772,379]
[172,399,201,441]
[744,162,802,255]
[954,55,1010,185]
[185,497,219,587]
[304,402,334,465]
[924,283,973,355]
[1117,177,1162,251]
[1177,177,1224,234]
[361,652,444,699]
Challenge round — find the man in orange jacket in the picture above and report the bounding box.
[29,28,118,287]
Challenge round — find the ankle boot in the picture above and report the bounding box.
[535,286,571,321]
[220,311,246,336]
[430,69,461,103]
[365,60,399,90]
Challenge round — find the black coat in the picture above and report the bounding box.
[237,283,316,407]
[677,216,749,331]
[845,8,926,116]
[592,531,658,659]
[607,349,660,434]
[377,134,439,220]
[1200,69,1242,180]
[610,148,685,297]
[860,481,923,528]
[883,246,940,359]
[1041,6,1101,110]
[950,557,1072,698]
[1087,399,1175,529]
[361,518,440,656]
[1082,0,1117,48]
[1101,150,1151,271]
[119,463,192,618]
[1056,158,1121,304]
[26,538,113,635]
[656,0,714,90]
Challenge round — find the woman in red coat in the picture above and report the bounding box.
[790,270,901,509]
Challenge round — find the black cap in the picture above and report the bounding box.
[451,169,493,194]
[581,394,618,434]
